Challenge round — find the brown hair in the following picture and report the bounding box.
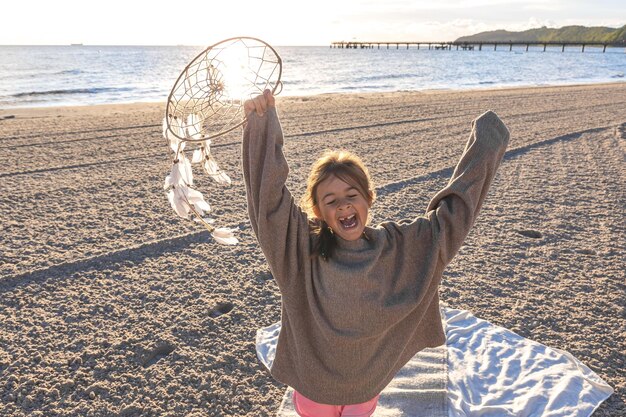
[301,150,376,260]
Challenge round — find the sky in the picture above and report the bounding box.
[1,0,624,46]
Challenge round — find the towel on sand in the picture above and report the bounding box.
[444,308,613,417]
[256,307,613,417]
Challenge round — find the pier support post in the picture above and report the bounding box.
[562,44,565,52]
[509,43,512,51]
[526,44,529,52]
[543,44,547,52]
[479,43,482,51]
[494,43,497,51]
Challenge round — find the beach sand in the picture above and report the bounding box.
[1,83,624,416]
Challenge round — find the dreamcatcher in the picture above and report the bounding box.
[163,37,282,244]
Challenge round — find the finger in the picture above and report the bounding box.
[264,89,275,107]
[252,97,261,116]
[244,99,255,115]
[259,96,267,114]
[254,96,266,115]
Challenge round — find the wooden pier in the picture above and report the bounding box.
[331,41,626,53]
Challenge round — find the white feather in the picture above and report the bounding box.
[179,153,193,185]
[195,201,211,214]
[167,117,186,152]
[163,174,173,190]
[185,187,211,213]
[204,156,231,185]
[191,149,203,164]
[168,187,190,218]
[204,140,212,153]
[169,162,182,186]
[211,227,238,245]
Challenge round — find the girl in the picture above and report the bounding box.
[242,90,509,417]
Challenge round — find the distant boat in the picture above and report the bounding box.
[70,43,83,46]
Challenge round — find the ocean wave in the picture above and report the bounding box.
[352,73,414,83]
[55,69,85,75]
[0,69,87,81]
[11,87,133,98]
[339,84,395,90]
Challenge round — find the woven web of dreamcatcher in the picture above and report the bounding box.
[166,37,282,141]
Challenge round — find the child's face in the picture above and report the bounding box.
[313,175,370,241]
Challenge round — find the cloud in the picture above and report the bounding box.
[350,0,565,12]
[522,3,563,11]
[508,18,560,31]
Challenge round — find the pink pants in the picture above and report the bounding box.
[293,390,380,417]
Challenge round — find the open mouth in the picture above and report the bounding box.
[338,214,358,229]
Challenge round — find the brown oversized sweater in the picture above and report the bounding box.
[242,107,509,405]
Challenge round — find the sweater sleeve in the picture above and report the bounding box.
[241,107,310,289]
[424,110,510,265]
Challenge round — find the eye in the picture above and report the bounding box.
[348,194,358,199]
[325,199,336,206]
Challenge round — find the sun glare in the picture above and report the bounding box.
[218,41,251,102]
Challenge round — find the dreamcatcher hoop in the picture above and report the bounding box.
[162,37,283,245]
[165,36,282,142]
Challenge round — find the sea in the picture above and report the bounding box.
[0,44,624,109]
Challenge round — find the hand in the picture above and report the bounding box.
[244,89,275,117]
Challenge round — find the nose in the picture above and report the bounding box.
[337,198,352,210]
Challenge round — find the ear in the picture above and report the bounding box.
[313,205,322,221]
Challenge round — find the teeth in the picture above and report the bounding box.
[339,214,355,221]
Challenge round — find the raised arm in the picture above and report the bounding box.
[241,91,309,286]
[425,110,510,265]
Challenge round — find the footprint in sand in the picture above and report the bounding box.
[208,301,234,318]
[515,229,543,239]
[142,342,176,368]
